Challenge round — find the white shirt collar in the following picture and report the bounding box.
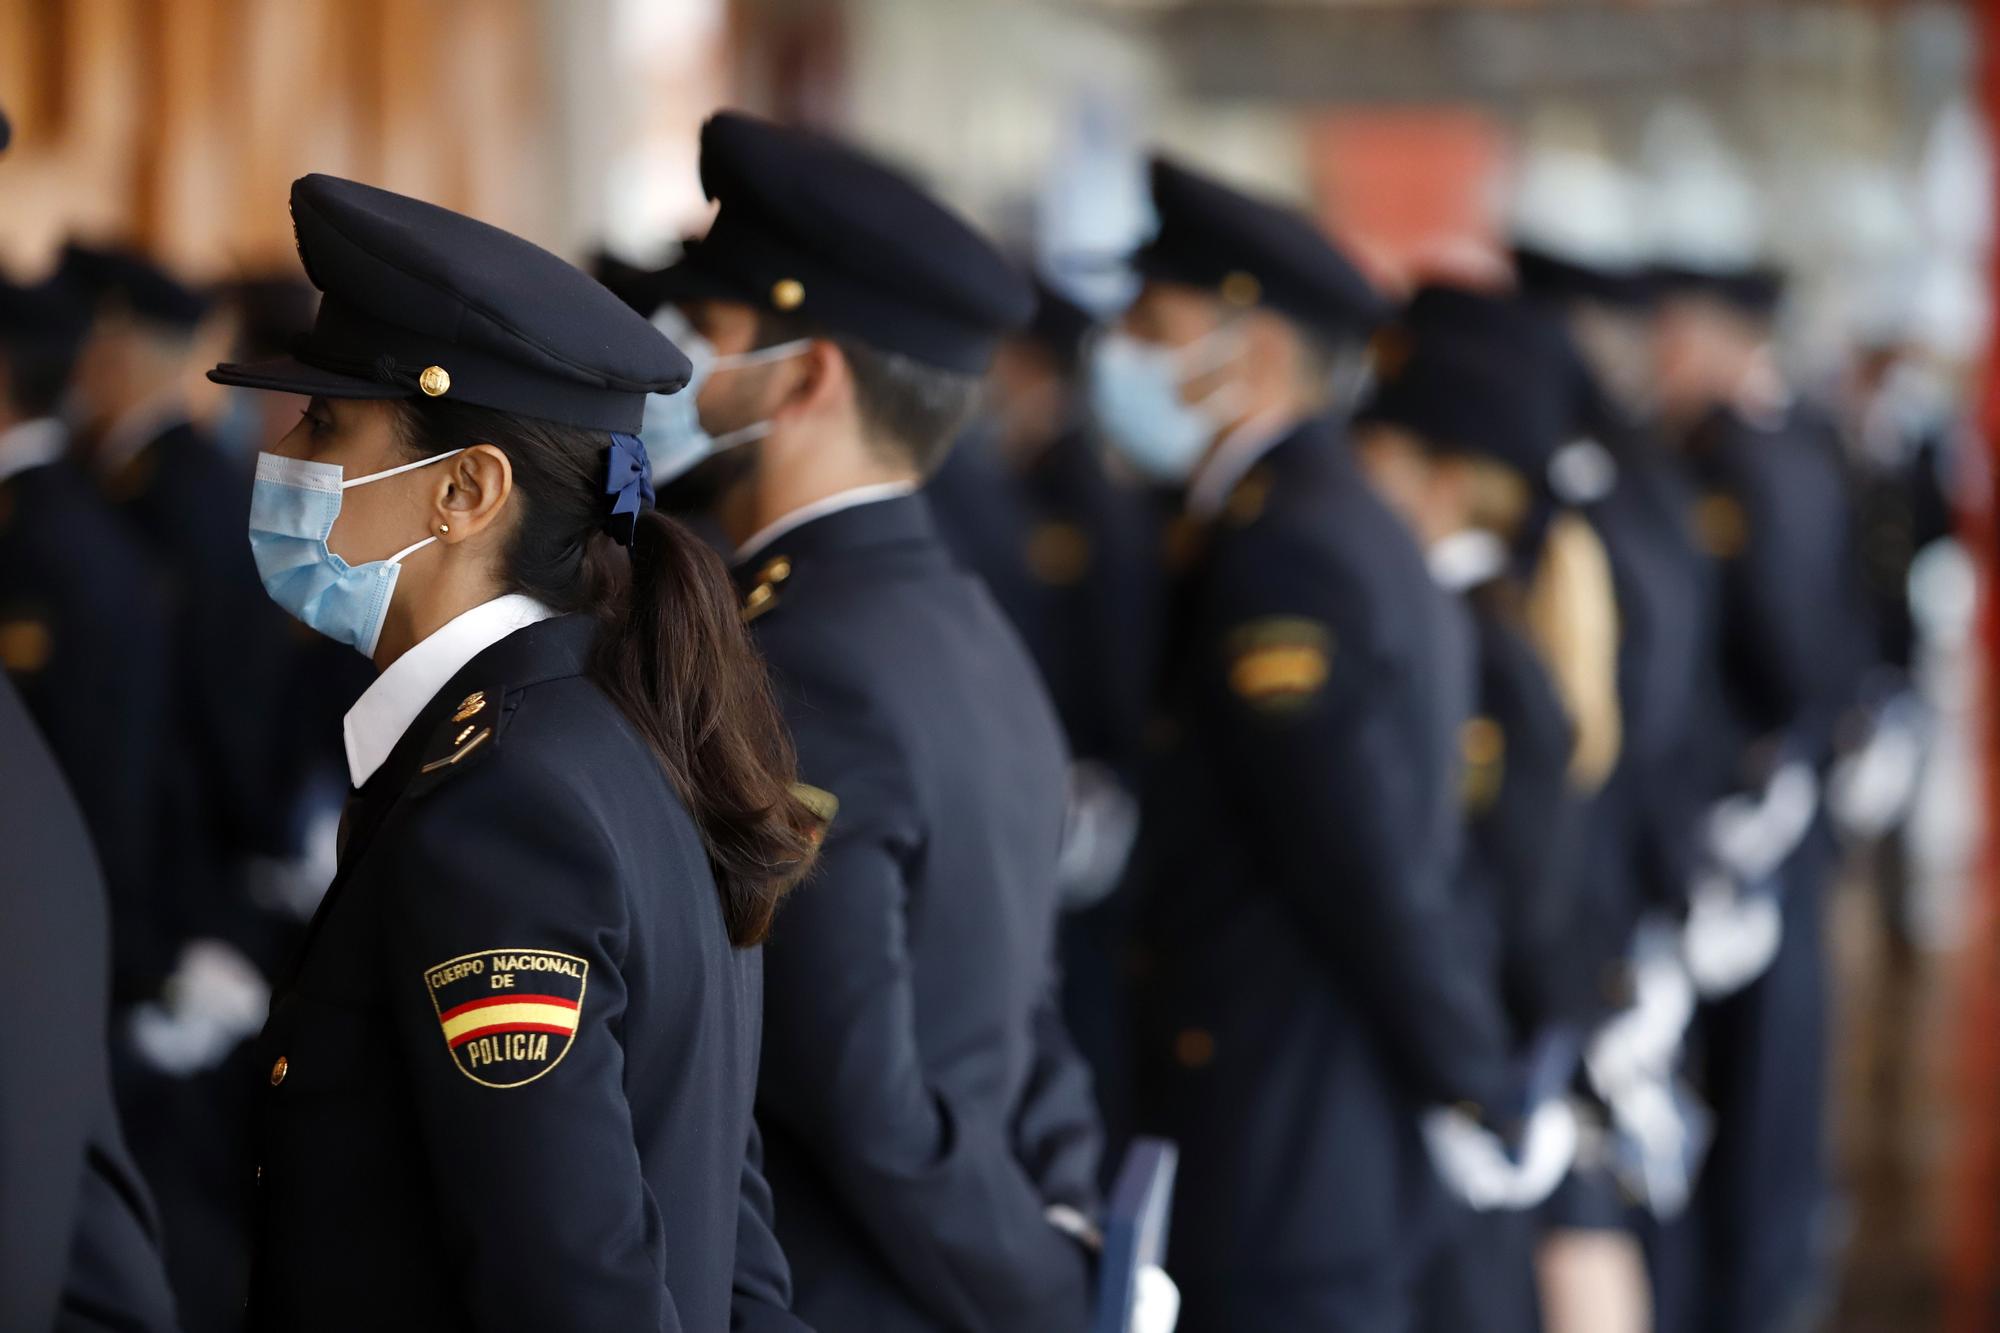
[0,418,67,486]
[1186,409,1297,521]
[1427,528,1511,593]
[736,480,918,564]
[342,593,558,788]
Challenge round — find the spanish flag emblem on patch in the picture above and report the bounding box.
[424,948,589,1088]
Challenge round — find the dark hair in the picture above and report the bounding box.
[755,313,984,476]
[394,398,819,946]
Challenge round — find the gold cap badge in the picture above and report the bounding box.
[771,278,805,311]
[418,365,451,397]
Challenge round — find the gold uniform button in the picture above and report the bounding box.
[269,1056,289,1086]
[418,364,451,397]
[770,278,805,311]
[1174,1028,1216,1069]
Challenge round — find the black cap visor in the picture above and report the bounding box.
[207,354,410,400]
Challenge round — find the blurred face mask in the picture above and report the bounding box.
[641,305,812,485]
[1087,326,1243,483]
[246,447,462,658]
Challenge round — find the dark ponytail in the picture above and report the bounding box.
[395,400,818,946]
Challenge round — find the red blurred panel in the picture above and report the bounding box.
[1302,107,1512,296]
[1947,4,2000,1330]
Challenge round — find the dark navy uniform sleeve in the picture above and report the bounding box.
[381,760,680,1333]
[1200,526,1514,1113]
[731,1119,809,1333]
[757,671,1091,1329]
[1010,961,1104,1214]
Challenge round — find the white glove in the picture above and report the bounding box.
[1706,761,1818,886]
[1585,918,1694,1097]
[1680,873,1783,999]
[1056,760,1140,910]
[1830,697,1924,840]
[1131,1265,1181,1333]
[1422,1099,1579,1212]
[127,938,271,1076]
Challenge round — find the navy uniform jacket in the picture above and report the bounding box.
[248,615,802,1333]
[927,425,1156,774]
[738,493,1099,1333]
[0,443,172,1000]
[1683,405,1861,778]
[0,675,179,1333]
[1460,581,1586,1039]
[1127,417,1515,1321]
[1572,415,1717,1012]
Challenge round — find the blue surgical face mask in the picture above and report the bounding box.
[247,447,464,658]
[640,306,812,484]
[1087,328,1244,484]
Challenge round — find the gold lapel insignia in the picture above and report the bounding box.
[742,555,792,624]
[420,726,492,774]
[452,691,487,723]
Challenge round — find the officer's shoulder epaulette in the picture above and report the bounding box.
[409,681,512,794]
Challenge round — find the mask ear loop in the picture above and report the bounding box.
[340,446,466,490]
[383,535,438,566]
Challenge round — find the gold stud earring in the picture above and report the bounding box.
[438,523,450,535]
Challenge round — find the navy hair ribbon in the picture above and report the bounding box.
[603,433,655,547]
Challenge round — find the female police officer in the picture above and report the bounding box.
[208,174,819,1332]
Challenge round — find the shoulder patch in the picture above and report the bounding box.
[424,948,588,1088]
[1226,616,1333,711]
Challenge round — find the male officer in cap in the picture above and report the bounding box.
[926,279,1157,1143]
[1649,262,1863,1333]
[644,111,1106,1332]
[1099,158,1539,1330]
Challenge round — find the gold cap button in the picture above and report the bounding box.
[418,365,451,397]
[1220,270,1261,306]
[269,1055,289,1086]
[770,278,805,311]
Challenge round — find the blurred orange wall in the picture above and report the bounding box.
[0,0,554,280]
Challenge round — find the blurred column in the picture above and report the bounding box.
[1948,5,2000,1329]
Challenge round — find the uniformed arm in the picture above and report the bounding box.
[383,764,682,1333]
[1011,963,1104,1215]
[731,1119,810,1333]
[757,687,1091,1331]
[1721,441,1854,754]
[1202,531,1515,1112]
[1475,636,1589,1034]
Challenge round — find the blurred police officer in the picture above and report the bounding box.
[1100,158,1560,1331]
[207,173,815,1331]
[1352,292,1612,1333]
[1651,262,1864,1333]
[0,273,172,1006]
[644,111,1105,1332]
[926,279,1157,1147]
[0,100,181,1333]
